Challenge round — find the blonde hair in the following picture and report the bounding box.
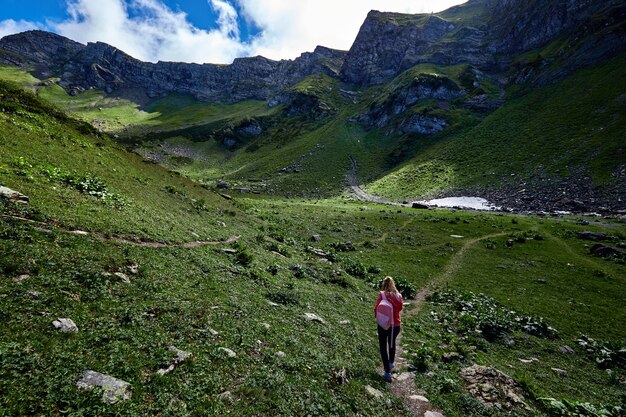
[381,276,401,297]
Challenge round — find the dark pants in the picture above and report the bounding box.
[377,325,400,373]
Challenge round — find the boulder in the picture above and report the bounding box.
[76,370,131,404]
[409,395,429,403]
[218,347,237,358]
[12,274,30,283]
[0,186,29,203]
[113,272,130,284]
[311,234,321,242]
[424,412,445,417]
[303,313,326,324]
[590,244,625,259]
[52,318,78,333]
[577,231,608,241]
[460,365,528,410]
[365,385,383,398]
[412,202,429,209]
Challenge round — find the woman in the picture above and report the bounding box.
[374,276,403,382]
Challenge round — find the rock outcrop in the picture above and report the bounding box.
[340,0,626,85]
[0,31,346,103]
[356,73,463,133]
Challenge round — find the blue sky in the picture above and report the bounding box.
[0,0,466,64]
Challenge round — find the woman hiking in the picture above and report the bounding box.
[374,276,403,382]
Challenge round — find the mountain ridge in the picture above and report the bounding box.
[0,30,346,103]
[1,0,624,102]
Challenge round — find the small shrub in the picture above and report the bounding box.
[235,250,254,267]
[266,290,300,305]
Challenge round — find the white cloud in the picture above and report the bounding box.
[238,0,467,60]
[53,0,246,63]
[1,0,467,64]
[0,19,42,39]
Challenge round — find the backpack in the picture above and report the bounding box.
[375,291,394,330]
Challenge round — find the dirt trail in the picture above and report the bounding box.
[1,214,240,248]
[380,231,509,416]
[346,156,395,205]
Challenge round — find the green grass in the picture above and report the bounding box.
[0,81,624,414]
[365,52,626,200]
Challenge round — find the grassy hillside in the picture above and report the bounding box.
[2,49,621,208]
[365,52,626,200]
[1,79,625,416]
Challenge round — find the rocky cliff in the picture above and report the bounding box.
[0,31,345,103]
[340,0,626,85]
[0,0,623,101]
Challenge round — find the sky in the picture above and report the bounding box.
[0,0,467,64]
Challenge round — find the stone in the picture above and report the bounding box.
[304,313,326,324]
[460,365,527,409]
[450,235,464,239]
[127,264,139,275]
[0,186,29,203]
[335,368,349,384]
[12,274,30,283]
[518,358,539,364]
[442,352,462,363]
[577,231,608,241]
[267,301,279,307]
[52,318,78,333]
[26,290,41,297]
[308,247,329,257]
[551,367,567,376]
[409,395,429,402]
[157,346,193,375]
[262,322,271,329]
[76,370,131,404]
[311,234,321,242]
[396,372,413,381]
[114,272,130,284]
[590,244,624,259]
[424,412,445,417]
[217,391,233,401]
[412,202,430,209]
[218,347,237,358]
[208,328,219,336]
[275,351,286,358]
[365,385,383,399]
[69,230,89,236]
[339,320,351,325]
[559,345,575,354]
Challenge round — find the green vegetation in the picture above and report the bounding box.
[366,52,626,199]
[0,40,624,416]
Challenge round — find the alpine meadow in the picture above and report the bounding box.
[0,0,624,416]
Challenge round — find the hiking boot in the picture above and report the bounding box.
[383,372,392,382]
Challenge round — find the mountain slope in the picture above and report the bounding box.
[0,0,623,213]
[365,52,626,212]
[0,30,345,103]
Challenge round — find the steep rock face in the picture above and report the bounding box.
[341,0,626,85]
[356,74,463,133]
[0,31,346,103]
[341,12,471,85]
